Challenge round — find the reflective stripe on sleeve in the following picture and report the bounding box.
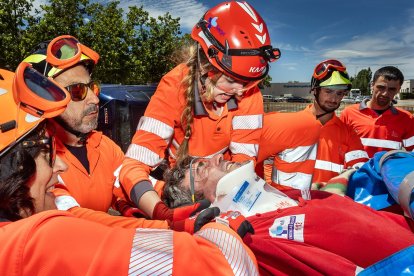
[55,195,80,211]
[272,169,313,192]
[230,142,258,157]
[232,114,263,130]
[195,228,258,276]
[126,144,163,167]
[315,160,344,173]
[344,150,369,163]
[113,164,122,188]
[129,229,173,276]
[137,116,173,142]
[403,135,414,148]
[279,144,318,163]
[361,138,401,150]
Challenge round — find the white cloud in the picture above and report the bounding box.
[32,0,209,31]
[319,25,414,79]
[106,0,209,31]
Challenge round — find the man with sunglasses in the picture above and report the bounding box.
[0,65,260,275]
[304,59,369,195]
[162,154,414,275]
[23,36,126,215]
[340,66,414,157]
[22,35,228,232]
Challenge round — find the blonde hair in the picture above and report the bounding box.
[175,43,216,165]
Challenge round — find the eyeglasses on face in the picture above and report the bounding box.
[22,135,56,167]
[65,80,100,101]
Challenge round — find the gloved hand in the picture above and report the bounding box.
[215,211,254,238]
[168,207,221,234]
[152,199,211,221]
[114,199,147,218]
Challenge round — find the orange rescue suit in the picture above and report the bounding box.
[304,105,369,184]
[340,101,414,157]
[121,63,264,200]
[0,211,258,275]
[56,131,126,212]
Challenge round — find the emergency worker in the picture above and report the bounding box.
[22,35,217,231]
[120,1,281,220]
[306,59,368,194]
[256,111,321,199]
[22,35,125,214]
[162,155,414,275]
[340,66,414,157]
[0,65,259,275]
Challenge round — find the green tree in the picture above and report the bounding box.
[81,1,129,83]
[0,0,36,69]
[352,68,372,95]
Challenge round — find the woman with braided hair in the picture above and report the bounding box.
[120,1,281,222]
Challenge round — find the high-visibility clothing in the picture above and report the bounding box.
[244,190,414,275]
[121,64,263,200]
[53,185,169,229]
[56,131,126,212]
[340,100,414,157]
[304,105,369,184]
[257,111,321,198]
[0,211,258,275]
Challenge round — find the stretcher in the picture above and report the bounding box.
[347,150,414,218]
[347,150,414,274]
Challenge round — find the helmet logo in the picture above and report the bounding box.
[207,17,225,36]
[249,66,266,73]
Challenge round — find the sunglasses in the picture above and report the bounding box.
[313,59,347,80]
[46,35,99,70]
[22,135,56,167]
[13,62,70,118]
[65,80,100,101]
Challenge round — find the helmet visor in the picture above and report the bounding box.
[14,62,70,118]
[313,59,346,80]
[46,35,99,70]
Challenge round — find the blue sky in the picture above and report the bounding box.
[34,0,414,82]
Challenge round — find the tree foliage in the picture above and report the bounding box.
[0,0,37,69]
[1,0,184,84]
[352,68,372,95]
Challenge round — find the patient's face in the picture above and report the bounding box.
[183,154,245,202]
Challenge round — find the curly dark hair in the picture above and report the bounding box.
[162,156,205,208]
[0,122,48,221]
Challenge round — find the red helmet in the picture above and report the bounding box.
[191,1,280,82]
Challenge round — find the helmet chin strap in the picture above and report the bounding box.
[53,116,90,144]
[313,89,335,119]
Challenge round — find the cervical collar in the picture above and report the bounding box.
[212,161,298,217]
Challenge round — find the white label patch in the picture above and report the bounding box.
[269,214,305,242]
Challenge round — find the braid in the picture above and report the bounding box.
[176,45,198,165]
[175,44,216,165]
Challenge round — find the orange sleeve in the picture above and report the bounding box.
[53,185,169,229]
[68,207,169,229]
[230,87,264,164]
[120,65,187,198]
[0,211,258,275]
[343,124,369,169]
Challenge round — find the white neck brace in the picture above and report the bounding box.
[212,161,298,217]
